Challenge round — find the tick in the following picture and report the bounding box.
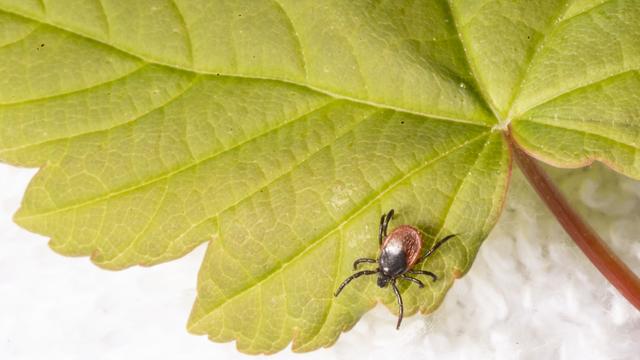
[334,209,455,329]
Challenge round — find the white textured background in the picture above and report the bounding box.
[1,162,639,360]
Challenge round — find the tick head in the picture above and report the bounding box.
[376,274,389,288]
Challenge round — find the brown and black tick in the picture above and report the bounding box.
[334,209,455,329]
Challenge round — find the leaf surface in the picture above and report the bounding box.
[0,0,637,353]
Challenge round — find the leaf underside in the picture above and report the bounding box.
[0,0,638,353]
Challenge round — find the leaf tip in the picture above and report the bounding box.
[185,298,207,335]
[12,206,29,227]
[89,250,132,271]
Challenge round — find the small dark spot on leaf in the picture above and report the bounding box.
[400,121,405,125]
[40,43,45,47]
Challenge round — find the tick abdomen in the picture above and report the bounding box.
[380,225,423,274]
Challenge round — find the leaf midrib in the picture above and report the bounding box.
[517,119,640,151]
[445,0,502,122]
[304,130,495,344]
[0,8,488,128]
[190,131,490,331]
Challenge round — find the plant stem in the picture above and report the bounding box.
[506,131,640,310]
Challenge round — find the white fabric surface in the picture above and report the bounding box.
[1,162,639,360]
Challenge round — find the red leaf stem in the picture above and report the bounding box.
[506,130,640,310]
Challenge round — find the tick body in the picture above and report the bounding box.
[334,209,455,329]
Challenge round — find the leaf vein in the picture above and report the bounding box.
[516,69,639,116]
[444,0,500,120]
[100,179,170,266]
[435,134,491,235]
[93,0,110,39]
[168,0,194,65]
[558,0,617,25]
[0,24,41,50]
[0,63,147,107]
[504,0,571,121]
[15,97,335,221]
[518,119,640,151]
[270,0,307,77]
[0,68,196,157]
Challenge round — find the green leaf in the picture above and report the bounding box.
[0,0,638,354]
[508,1,640,177]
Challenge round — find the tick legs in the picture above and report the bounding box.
[417,234,456,263]
[378,214,385,244]
[400,274,424,288]
[353,257,376,270]
[407,269,438,282]
[334,270,378,297]
[379,209,395,245]
[390,279,403,330]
